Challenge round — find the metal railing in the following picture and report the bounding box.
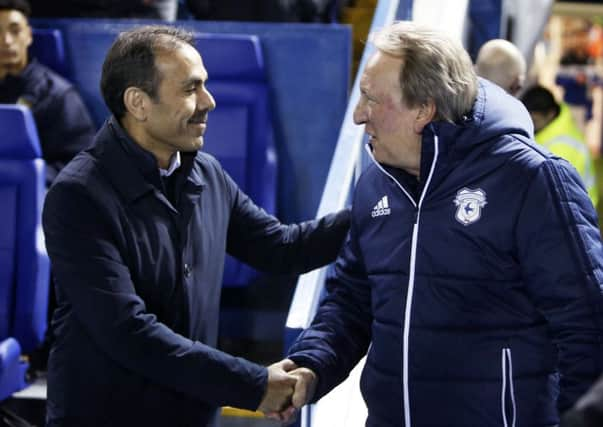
[285,0,404,337]
[284,1,411,426]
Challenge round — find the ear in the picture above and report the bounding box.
[545,108,558,124]
[509,76,523,96]
[123,87,148,121]
[413,99,436,133]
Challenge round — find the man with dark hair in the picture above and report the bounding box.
[521,85,561,132]
[0,0,95,185]
[42,25,350,427]
[521,84,598,206]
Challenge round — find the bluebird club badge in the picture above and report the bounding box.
[453,188,487,226]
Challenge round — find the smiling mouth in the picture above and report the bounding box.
[188,120,207,136]
[0,50,18,59]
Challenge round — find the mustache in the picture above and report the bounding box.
[188,110,208,124]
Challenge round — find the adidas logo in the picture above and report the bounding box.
[371,195,391,218]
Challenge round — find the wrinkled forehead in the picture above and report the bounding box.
[154,42,208,82]
[361,51,403,92]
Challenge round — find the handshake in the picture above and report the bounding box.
[256,359,318,424]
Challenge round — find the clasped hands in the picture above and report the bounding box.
[257,359,317,424]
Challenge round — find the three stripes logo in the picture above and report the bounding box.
[371,195,391,218]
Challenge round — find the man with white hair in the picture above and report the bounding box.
[476,38,527,96]
[275,21,603,427]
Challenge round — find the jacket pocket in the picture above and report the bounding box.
[501,348,517,427]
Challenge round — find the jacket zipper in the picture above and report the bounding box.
[365,134,440,426]
[364,144,417,208]
[501,348,516,427]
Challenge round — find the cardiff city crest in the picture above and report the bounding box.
[453,188,487,226]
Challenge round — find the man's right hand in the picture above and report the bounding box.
[262,359,319,425]
[290,366,318,409]
[257,359,298,415]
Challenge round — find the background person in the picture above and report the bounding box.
[28,0,179,20]
[521,84,598,207]
[475,38,527,96]
[0,0,95,186]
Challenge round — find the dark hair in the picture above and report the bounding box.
[100,25,194,119]
[520,85,560,116]
[0,0,31,16]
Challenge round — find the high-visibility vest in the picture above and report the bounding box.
[535,102,599,207]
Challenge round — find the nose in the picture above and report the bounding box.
[353,98,367,125]
[0,31,12,46]
[199,86,216,112]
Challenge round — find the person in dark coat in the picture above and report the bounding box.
[41,25,351,427]
[185,0,337,22]
[0,0,96,186]
[29,0,178,20]
[274,21,603,426]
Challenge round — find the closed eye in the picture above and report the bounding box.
[361,90,378,105]
[182,77,205,94]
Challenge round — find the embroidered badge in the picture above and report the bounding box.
[453,188,487,226]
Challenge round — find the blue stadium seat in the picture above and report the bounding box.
[196,34,277,287]
[30,28,69,78]
[0,105,50,400]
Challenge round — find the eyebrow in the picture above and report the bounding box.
[183,69,210,85]
[181,78,204,87]
[360,86,375,99]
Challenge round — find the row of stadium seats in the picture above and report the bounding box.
[0,105,49,401]
[28,28,277,287]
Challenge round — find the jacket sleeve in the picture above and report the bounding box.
[223,170,351,273]
[516,158,603,412]
[42,180,268,410]
[286,218,372,400]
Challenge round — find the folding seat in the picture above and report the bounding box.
[29,28,69,78]
[196,34,277,287]
[0,105,50,401]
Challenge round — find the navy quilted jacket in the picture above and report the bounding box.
[288,80,603,427]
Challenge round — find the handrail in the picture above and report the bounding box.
[284,2,407,426]
[285,0,401,335]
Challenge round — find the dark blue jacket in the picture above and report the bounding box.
[0,59,95,185]
[42,117,350,427]
[288,80,603,427]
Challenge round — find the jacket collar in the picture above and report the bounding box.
[0,58,41,103]
[94,116,205,204]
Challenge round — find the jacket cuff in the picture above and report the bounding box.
[288,354,326,403]
[227,359,269,410]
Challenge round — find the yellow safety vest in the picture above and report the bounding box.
[535,103,598,207]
